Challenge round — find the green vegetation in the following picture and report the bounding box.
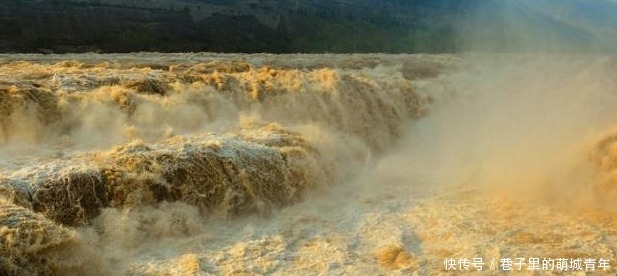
[0,0,613,53]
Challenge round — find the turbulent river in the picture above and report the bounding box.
[1,53,617,275]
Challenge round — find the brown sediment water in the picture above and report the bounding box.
[0,199,108,275]
[1,53,617,274]
[2,126,332,226]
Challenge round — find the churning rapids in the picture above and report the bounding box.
[1,53,617,275]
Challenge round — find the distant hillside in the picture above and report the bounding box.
[0,0,615,53]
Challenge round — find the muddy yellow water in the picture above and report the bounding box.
[0,53,616,275]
